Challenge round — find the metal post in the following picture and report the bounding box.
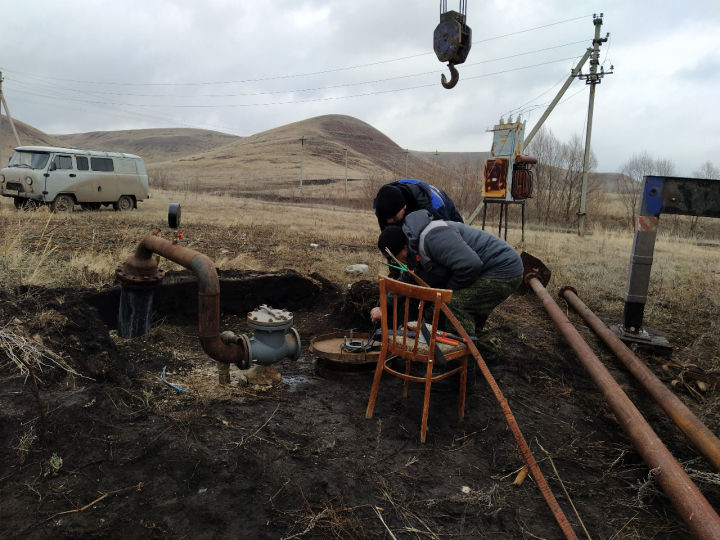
[497,203,503,237]
[481,201,488,230]
[0,73,21,149]
[578,14,612,237]
[344,147,348,195]
[521,200,525,242]
[299,136,305,191]
[504,202,508,241]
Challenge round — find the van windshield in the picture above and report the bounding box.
[8,151,50,170]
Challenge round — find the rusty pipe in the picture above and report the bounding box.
[118,234,248,367]
[561,286,720,472]
[527,276,720,539]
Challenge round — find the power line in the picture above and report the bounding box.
[4,39,588,100]
[0,14,592,88]
[7,56,581,110]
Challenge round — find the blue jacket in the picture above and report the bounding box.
[375,178,463,229]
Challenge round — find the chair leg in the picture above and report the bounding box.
[402,357,411,398]
[420,361,434,443]
[458,356,468,420]
[366,349,387,419]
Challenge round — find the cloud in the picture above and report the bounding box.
[2,0,719,175]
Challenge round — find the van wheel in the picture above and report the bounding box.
[51,194,75,213]
[22,200,38,211]
[114,195,133,211]
[17,199,38,211]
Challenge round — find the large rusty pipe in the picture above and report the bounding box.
[527,275,720,539]
[120,235,248,367]
[561,286,720,472]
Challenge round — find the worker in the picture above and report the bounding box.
[373,178,463,230]
[370,209,523,374]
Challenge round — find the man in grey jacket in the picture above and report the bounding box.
[371,209,523,368]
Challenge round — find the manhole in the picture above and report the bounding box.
[309,332,381,379]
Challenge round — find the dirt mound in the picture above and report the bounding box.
[0,273,718,539]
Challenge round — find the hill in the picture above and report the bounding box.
[148,114,429,190]
[53,128,242,164]
[0,115,64,164]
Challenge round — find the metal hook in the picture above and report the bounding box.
[441,63,459,89]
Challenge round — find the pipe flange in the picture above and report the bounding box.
[247,304,294,331]
[115,262,165,289]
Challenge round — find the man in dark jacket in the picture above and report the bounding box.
[373,178,463,230]
[371,209,523,368]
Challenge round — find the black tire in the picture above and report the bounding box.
[114,195,133,211]
[51,194,75,213]
[13,197,23,209]
[20,199,38,211]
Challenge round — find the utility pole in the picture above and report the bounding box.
[0,71,22,167]
[577,13,612,237]
[344,147,348,195]
[405,148,409,177]
[299,136,305,191]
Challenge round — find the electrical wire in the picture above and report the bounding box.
[5,55,582,109]
[1,39,588,100]
[0,14,592,88]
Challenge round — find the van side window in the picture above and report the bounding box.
[91,157,114,172]
[76,156,89,170]
[54,155,73,169]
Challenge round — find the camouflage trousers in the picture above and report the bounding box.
[445,275,523,361]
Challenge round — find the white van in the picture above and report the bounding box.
[0,146,149,211]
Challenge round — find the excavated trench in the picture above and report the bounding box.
[1,271,718,539]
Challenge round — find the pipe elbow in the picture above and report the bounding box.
[200,336,249,369]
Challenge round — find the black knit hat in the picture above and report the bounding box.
[374,184,406,220]
[377,225,407,258]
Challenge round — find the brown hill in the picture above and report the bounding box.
[53,128,242,164]
[2,114,494,194]
[0,115,64,165]
[148,114,418,190]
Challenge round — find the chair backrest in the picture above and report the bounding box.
[378,275,453,363]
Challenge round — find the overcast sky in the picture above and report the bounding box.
[2,0,719,175]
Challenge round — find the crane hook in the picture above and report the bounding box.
[441,63,459,89]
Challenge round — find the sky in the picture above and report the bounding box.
[2,0,719,175]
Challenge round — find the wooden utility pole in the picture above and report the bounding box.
[577,13,612,237]
[0,71,23,166]
[299,136,305,190]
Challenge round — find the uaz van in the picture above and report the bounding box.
[0,146,149,211]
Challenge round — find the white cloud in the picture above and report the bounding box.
[2,0,719,174]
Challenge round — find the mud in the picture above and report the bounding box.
[1,272,718,539]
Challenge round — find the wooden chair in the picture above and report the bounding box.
[365,276,470,443]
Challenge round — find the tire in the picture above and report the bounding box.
[51,194,75,213]
[20,199,38,212]
[114,195,133,211]
[13,197,23,209]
